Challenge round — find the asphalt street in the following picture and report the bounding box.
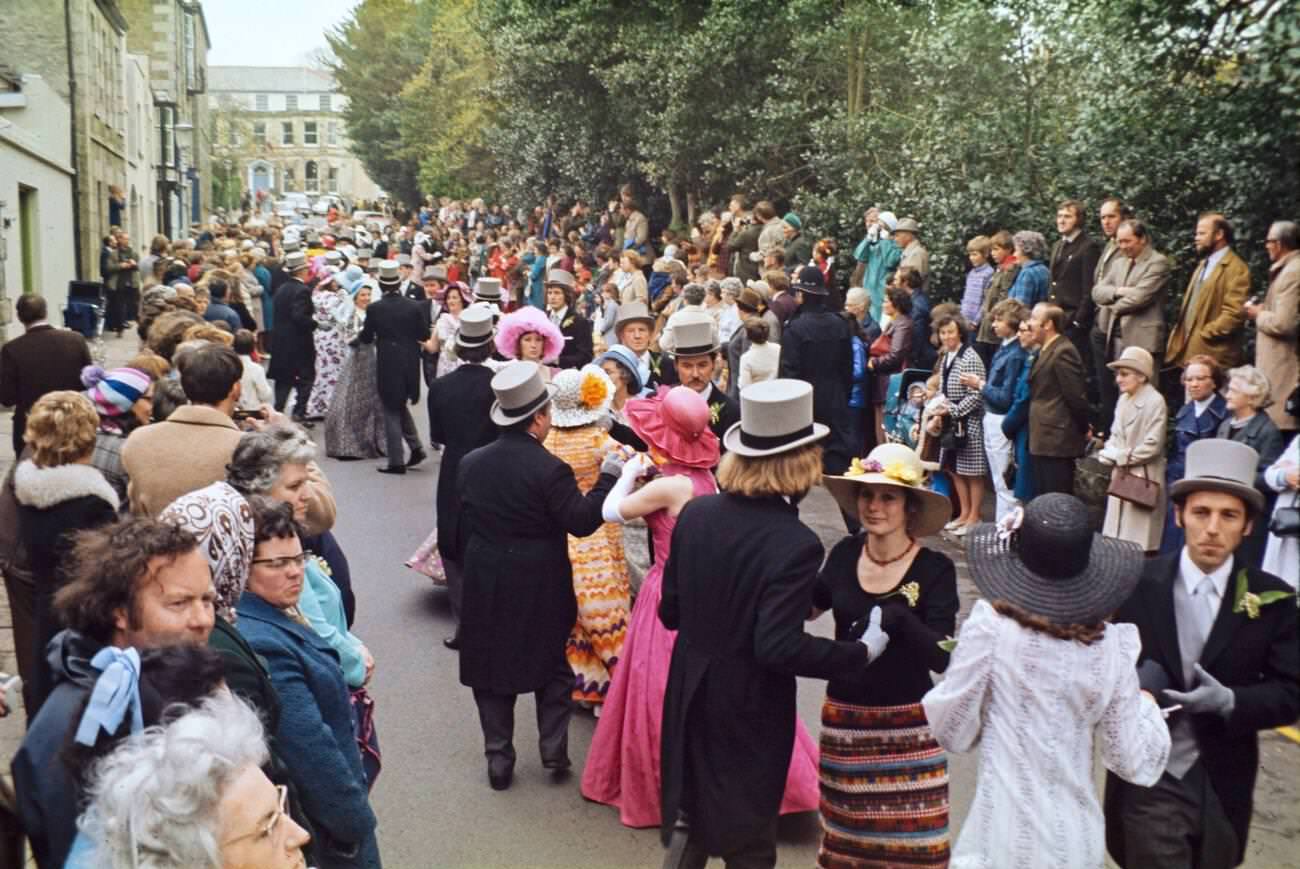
[317,411,1299,869]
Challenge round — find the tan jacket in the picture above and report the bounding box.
[1100,382,1168,551]
[1165,248,1251,369]
[1091,244,1171,355]
[1028,333,1090,457]
[122,405,244,517]
[1256,250,1300,430]
[899,240,931,290]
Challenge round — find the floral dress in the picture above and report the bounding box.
[305,286,347,418]
[542,425,631,704]
[323,305,386,460]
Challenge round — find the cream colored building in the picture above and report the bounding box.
[124,52,157,245]
[207,66,381,208]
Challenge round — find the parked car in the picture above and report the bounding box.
[281,192,312,213]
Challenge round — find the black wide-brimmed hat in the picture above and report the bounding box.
[792,265,828,295]
[966,493,1142,625]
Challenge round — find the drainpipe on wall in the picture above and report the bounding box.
[64,0,84,279]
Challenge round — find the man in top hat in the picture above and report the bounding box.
[471,276,503,319]
[426,305,498,651]
[397,253,420,300]
[614,301,678,391]
[779,265,856,475]
[357,259,430,474]
[666,311,738,449]
[417,265,447,389]
[658,379,882,868]
[545,269,593,369]
[1105,438,1299,869]
[268,250,318,425]
[456,361,626,789]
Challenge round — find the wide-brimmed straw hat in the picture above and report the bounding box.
[822,444,951,538]
[625,386,720,469]
[1169,438,1265,514]
[965,493,1143,625]
[1106,346,1155,381]
[549,365,615,428]
[722,379,828,457]
[489,361,558,426]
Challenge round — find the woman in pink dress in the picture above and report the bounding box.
[581,385,820,828]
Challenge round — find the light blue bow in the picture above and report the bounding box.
[74,647,144,746]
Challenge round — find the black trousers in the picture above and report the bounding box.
[1032,454,1075,496]
[1090,328,1119,436]
[382,403,420,468]
[470,654,572,773]
[443,557,464,622]
[273,363,315,418]
[104,287,128,332]
[1108,763,1237,869]
[661,813,777,869]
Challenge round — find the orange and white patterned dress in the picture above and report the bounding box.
[543,425,632,704]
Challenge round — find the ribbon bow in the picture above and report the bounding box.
[74,647,144,747]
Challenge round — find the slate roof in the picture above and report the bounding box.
[207,66,335,94]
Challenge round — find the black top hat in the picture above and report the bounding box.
[965,493,1143,625]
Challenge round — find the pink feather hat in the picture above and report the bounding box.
[494,305,564,363]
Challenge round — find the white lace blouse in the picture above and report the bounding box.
[922,600,1170,869]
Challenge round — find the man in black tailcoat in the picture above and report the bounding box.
[664,311,737,451]
[456,361,624,790]
[1105,439,1299,869]
[426,305,498,650]
[268,250,317,425]
[357,259,429,473]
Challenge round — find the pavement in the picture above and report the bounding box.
[0,331,1297,867]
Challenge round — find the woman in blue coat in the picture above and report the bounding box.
[969,299,1030,520]
[236,500,381,869]
[1000,323,1037,505]
[1007,231,1050,307]
[1159,355,1228,554]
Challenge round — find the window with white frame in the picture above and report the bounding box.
[305,161,319,193]
[327,165,338,191]
[326,122,338,145]
[286,94,298,111]
[319,94,331,111]
[304,122,318,145]
[255,93,268,111]
[282,121,294,145]
[253,121,266,142]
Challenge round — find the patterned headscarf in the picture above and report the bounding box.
[159,482,254,623]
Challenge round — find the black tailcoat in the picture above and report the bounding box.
[426,364,497,562]
[267,278,316,382]
[358,291,430,411]
[557,310,594,369]
[1104,554,1300,866]
[457,430,615,694]
[778,302,855,473]
[658,493,869,854]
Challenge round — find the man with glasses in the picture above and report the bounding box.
[1245,221,1299,436]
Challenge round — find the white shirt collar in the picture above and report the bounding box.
[1178,547,1232,601]
[1203,245,1230,275]
[1063,229,1080,244]
[1193,395,1212,417]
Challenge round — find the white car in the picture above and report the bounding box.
[281,193,312,213]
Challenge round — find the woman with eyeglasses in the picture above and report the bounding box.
[1159,354,1228,554]
[234,499,382,869]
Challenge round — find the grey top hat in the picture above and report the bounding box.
[376,259,401,285]
[474,277,503,301]
[1169,439,1265,514]
[324,250,343,265]
[456,304,495,350]
[423,264,448,283]
[722,378,829,457]
[489,360,558,426]
[284,250,309,272]
[667,312,720,358]
[894,217,922,235]
[545,269,576,289]
[357,248,374,259]
[614,300,655,332]
[396,253,413,266]
[282,240,302,253]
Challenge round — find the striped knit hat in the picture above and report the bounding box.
[82,365,151,417]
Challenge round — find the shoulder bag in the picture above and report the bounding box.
[1268,491,1300,538]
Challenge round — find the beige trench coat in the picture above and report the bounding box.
[1100,382,1168,551]
[1256,250,1299,430]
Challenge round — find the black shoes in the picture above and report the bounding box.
[442,634,460,650]
[488,759,514,791]
[406,448,428,468]
[377,466,406,475]
[291,414,315,429]
[541,755,572,772]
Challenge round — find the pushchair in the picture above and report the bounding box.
[881,368,931,447]
[63,280,106,363]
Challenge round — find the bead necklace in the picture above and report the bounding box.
[863,536,916,567]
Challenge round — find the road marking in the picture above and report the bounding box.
[1277,726,1300,745]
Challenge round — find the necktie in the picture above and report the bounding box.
[1193,576,1218,649]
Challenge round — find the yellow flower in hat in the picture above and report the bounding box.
[884,461,921,486]
[579,371,610,410]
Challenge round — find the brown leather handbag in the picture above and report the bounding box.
[1107,465,1160,509]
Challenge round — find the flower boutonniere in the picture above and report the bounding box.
[1231,568,1294,619]
[937,636,957,653]
[881,581,920,607]
[708,401,722,425]
[562,317,574,329]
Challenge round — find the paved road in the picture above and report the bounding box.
[319,413,1300,869]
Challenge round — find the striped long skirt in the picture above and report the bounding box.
[817,698,950,868]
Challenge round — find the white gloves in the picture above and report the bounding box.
[859,606,890,663]
[601,453,649,524]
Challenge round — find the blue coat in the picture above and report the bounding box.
[980,339,1029,415]
[1159,393,1228,554]
[1001,352,1036,501]
[236,592,381,869]
[1008,258,1049,307]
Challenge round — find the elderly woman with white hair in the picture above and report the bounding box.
[1007,230,1050,308]
[76,691,311,869]
[1216,364,1285,566]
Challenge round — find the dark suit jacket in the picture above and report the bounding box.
[427,364,497,562]
[1049,232,1101,330]
[778,303,854,472]
[457,430,614,694]
[659,493,869,854]
[1104,555,1300,865]
[704,382,740,453]
[359,291,430,410]
[267,279,316,382]
[556,310,594,369]
[1028,333,1089,457]
[0,325,92,453]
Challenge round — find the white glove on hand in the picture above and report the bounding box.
[601,453,648,524]
[859,606,890,663]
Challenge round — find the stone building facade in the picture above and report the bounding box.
[207,66,381,209]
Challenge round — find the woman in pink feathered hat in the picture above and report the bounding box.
[494,305,565,378]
